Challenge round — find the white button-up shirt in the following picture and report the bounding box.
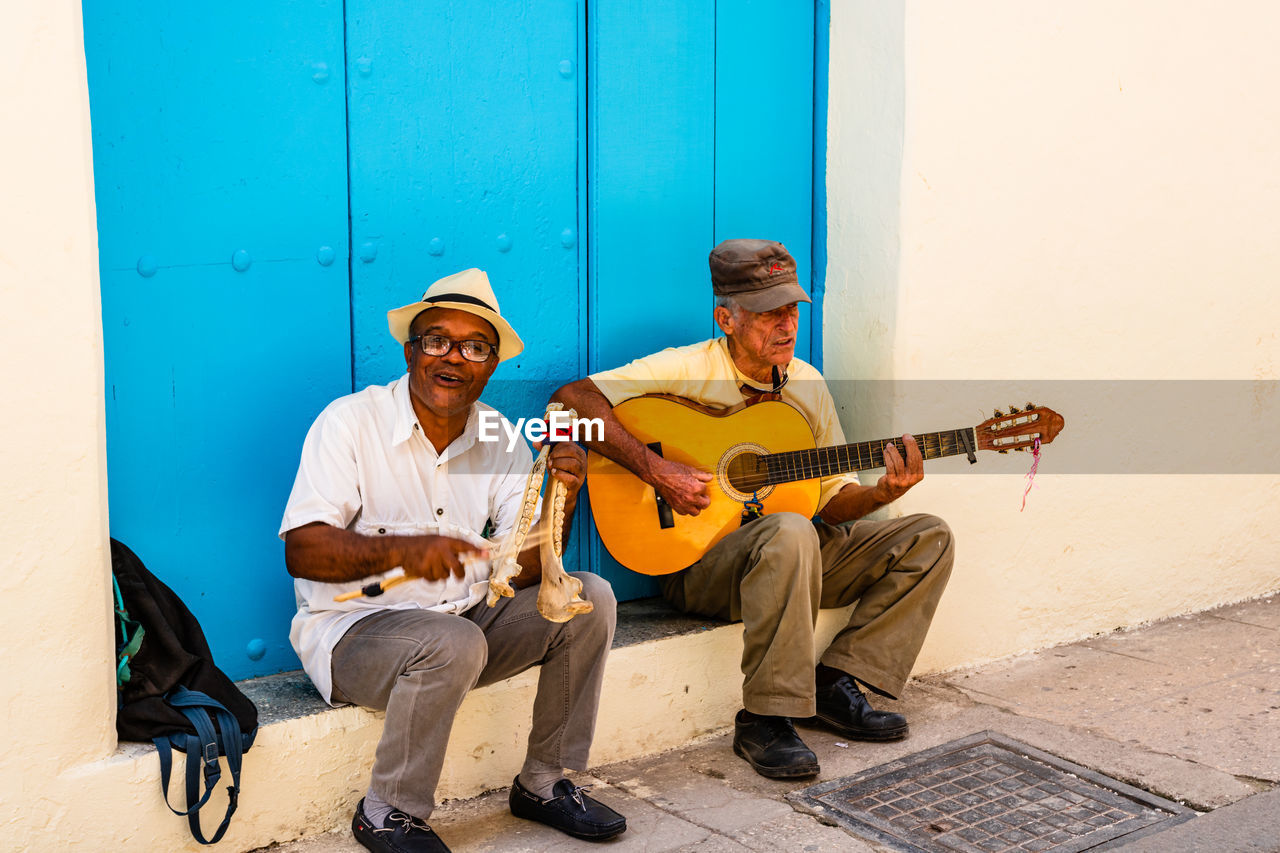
[279,374,533,703]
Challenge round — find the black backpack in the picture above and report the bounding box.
[111,539,259,845]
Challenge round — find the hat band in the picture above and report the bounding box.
[716,275,800,294]
[423,292,496,312]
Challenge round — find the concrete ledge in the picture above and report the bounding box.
[70,600,855,852]
[240,597,719,725]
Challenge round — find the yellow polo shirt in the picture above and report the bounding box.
[589,337,860,511]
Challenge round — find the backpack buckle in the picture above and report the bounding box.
[202,742,220,774]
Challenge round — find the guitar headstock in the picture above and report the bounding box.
[975,404,1065,454]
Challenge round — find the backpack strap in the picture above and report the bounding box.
[152,686,246,845]
[111,575,145,687]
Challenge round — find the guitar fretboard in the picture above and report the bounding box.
[763,429,976,486]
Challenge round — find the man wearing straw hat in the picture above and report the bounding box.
[280,269,626,852]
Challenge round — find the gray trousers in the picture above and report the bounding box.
[330,572,616,819]
[661,513,954,718]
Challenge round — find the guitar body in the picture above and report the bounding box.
[587,396,821,575]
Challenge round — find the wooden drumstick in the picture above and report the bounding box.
[333,572,414,602]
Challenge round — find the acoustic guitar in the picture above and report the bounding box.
[586,396,1065,575]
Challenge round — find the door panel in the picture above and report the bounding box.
[715,0,815,357]
[589,0,717,374]
[85,2,348,271]
[346,0,587,569]
[586,0,814,600]
[588,0,717,601]
[100,264,350,677]
[346,0,584,412]
[83,0,350,679]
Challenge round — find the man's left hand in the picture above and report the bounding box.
[872,433,924,504]
[546,441,587,496]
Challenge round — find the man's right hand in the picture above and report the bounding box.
[652,458,714,516]
[401,535,487,582]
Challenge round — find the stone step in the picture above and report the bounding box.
[105,598,855,852]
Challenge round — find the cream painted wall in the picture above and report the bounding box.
[825,0,1280,670]
[0,0,117,826]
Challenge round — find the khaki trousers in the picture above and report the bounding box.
[329,573,616,819]
[661,513,953,718]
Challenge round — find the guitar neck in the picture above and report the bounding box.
[764,428,977,485]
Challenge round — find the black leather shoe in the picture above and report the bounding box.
[810,674,909,741]
[509,776,627,841]
[352,799,451,853]
[732,710,820,779]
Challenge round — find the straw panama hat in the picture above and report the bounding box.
[386,268,525,362]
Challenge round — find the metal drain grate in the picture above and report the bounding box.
[790,732,1193,852]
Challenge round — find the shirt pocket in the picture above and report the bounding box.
[353,519,439,538]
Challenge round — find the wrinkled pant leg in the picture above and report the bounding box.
[330,608,487,820]
[467,573,616,770]
[815,513,955,698]
[661,513,822,718]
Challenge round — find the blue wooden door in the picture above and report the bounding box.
[589,0,815,600]
[83,1,351,679]
[83,0,816,678]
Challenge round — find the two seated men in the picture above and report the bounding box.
[279,240,953,853]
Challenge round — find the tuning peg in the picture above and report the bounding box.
[993,409,1004,418]
[998,449,1008,454]
[1009,404,1021,414]
[1026,402,1035,410]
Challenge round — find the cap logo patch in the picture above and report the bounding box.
[769,263,784,275]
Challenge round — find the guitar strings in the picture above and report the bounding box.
[648,428,978,494]
[753,429,972,486]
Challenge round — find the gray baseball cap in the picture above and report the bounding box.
[709,239,811,313]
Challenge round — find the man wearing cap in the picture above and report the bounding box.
[280,269,626,853]
[554,239,953,780]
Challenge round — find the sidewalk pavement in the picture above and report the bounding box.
[258,594,1278,852]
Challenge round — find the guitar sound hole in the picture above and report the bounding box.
[726,452,769,496]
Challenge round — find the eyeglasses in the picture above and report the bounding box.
[408,334,497,362]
